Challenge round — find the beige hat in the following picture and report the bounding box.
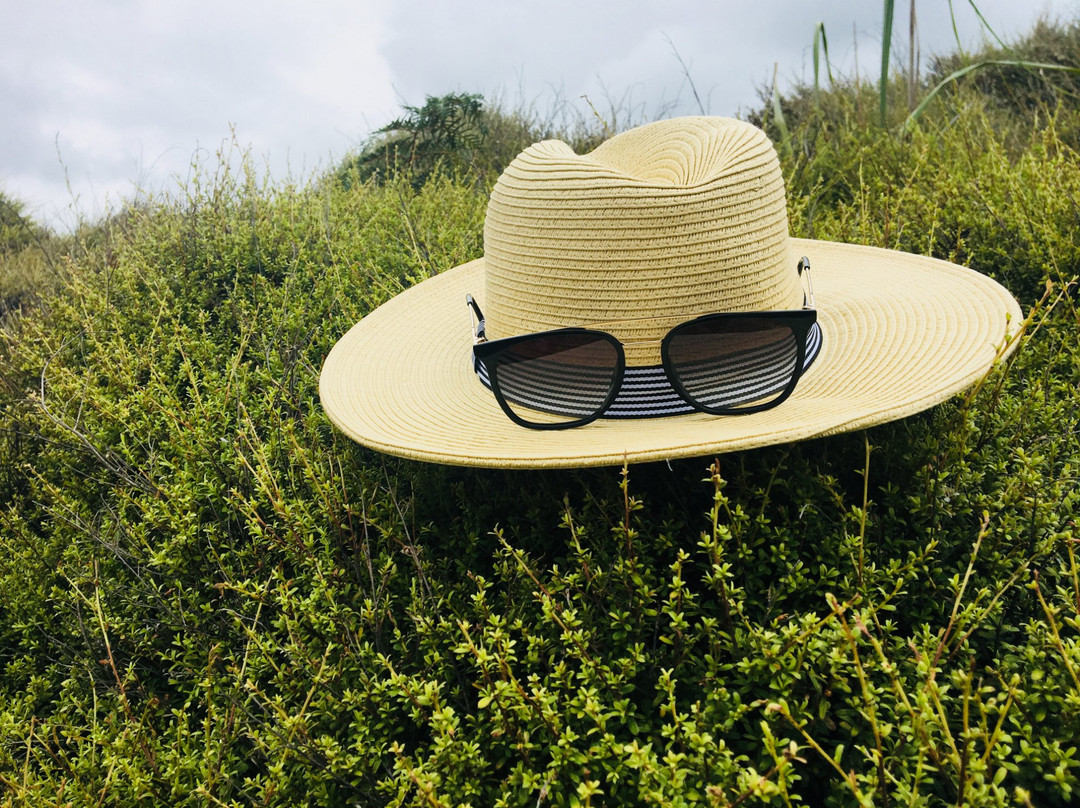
[320,117,1022,468]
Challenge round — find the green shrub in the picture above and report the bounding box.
[333,92,615,191]
[0,192,58,320]
[927,18,1080,122]
[2,22,1080,808]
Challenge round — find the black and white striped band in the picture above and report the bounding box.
[475,321,823,419]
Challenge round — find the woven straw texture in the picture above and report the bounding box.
[320,117,1023,468]
[484,118,799,366]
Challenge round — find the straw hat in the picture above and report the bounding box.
[320,117,1022,468]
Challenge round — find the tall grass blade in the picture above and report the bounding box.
[880,0,896,126]
[967,0,1007,49]
[665,34,708,116]
[813,22,834,113]
[907,0,918,112]
[771,62,793,162]
[903,58,1080,133]
[947,0,966,58]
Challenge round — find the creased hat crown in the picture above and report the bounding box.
[482,116,800,365]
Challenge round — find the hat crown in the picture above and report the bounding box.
[482,116,800,365]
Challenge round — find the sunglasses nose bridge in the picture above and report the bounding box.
[615,335,664,366]
[588,315,688,366]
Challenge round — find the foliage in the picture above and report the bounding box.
[2,17,1080,808]
[762,10,1080,146]
[927,18,1080,118]
[338,92,487,188]
[0,191,56,320]
[334,92,613,191]
[0,192,42,256]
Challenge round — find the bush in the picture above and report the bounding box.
[2,23,1080,808]
[333,92,614,191]
[927,18,1080,122]
[0,191,57,320]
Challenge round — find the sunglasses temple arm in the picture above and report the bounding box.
[797,256,815,309]
[466,294,487,341]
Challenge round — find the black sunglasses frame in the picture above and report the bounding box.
[473,327,626,429]
[662,309,816,415]
[469,257,818,430]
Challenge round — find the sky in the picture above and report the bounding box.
[2,0,1077,231]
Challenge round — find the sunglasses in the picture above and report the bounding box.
[469,257,821,430]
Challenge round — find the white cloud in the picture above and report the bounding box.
[2,0,1077,230]
[1,0,398,228]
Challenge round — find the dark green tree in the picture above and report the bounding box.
[339,92,488,187]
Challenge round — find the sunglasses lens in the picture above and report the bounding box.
[665,317,801,413]
[486,331,621,427]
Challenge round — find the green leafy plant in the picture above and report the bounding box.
[3,14,1080,808]
[344,92,487,186]
[0,191,57,320]
[802,1,1080,135]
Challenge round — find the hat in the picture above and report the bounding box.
[320,117,1023,468]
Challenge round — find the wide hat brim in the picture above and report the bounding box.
[320,238,1022,468]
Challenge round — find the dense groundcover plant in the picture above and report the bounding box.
[3,34,1080,808]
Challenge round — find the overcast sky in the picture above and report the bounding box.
[2,0,1076,230]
